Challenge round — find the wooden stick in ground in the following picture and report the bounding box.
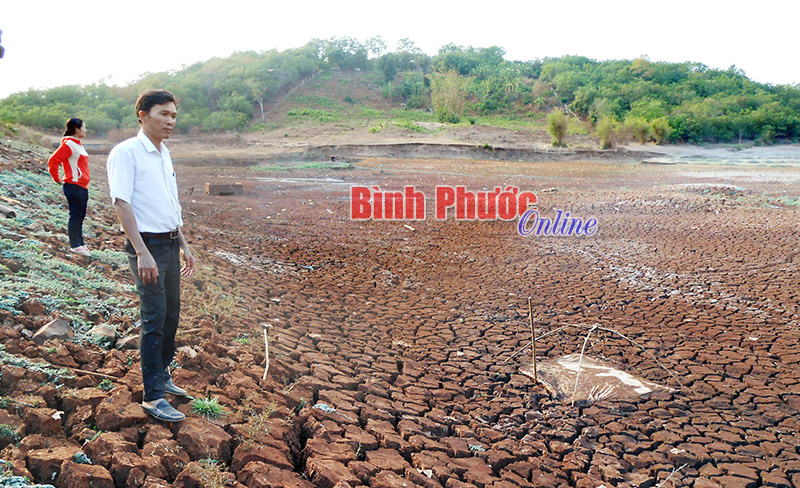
[71,368,119,381]
[262,323,272,381]
[572,324,599,407]
[528,297,537,383]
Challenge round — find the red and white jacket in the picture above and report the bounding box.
[48,137,90,189]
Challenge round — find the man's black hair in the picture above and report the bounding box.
[135,90,178,122]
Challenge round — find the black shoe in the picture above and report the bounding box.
[142,399,185,422]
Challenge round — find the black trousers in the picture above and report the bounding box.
[126,237,181,402]
[63,183,88,248]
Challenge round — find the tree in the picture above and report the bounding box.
[320,37,369,70]
[428,67,470,123]
[218,92,253,118]
[596,116,615,149]
[547,110,568,147]
[365,36,387,59]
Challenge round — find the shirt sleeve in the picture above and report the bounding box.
[47,143,71,183]
[106,145,135,204]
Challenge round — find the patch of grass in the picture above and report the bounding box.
[247,122,281,132]
[233,334,250,345]
[567,118,590,135]
[285,108,341,123]
[394,120,429,133]
[293,95,342,110]
[243,402,277,440]
[89,249,128,269]
[0,168,138,339]
[97,379,114,391]
[359,106,384,118]
[252,162,351,172]
[190,396,227,420]
[389,108,437,124]
[0,424,21,443]
[193,459,228,488]
[473,114,545,130]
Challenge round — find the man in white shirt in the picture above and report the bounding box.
[107,90,195,422]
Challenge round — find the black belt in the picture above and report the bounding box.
[141,229,179,240]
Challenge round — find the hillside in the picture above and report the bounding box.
[3,39,800,146]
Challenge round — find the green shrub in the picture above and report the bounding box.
[190,396,227,420]
[429,68,470,124]
[200,111,250,132]
[620,116,652,143]
[650,117,673,145]
[596,116,616,149]
[286,108,340,123]
[547,110,568,147]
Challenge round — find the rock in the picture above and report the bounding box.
[21,298,46,316]
[404,466,445,488]
[32,318,74,345]
[173,461,237,488]
[94,387,148,431]
[238,461,314,488]
[57,460,115,488]
[127,467,147,488]
[60,387,109,414]
[175,417,233,463]
[141,477,172,488]
[306,457,360,488]
[231,442,294,472]
[18,433,48,452]
[115,335,139,350]
[441,436,470,458]
[83,431,137,467]
[371,470,417,488]
[304,438,357,465]
[343,425,380,452]
[88,324,116,347]
[142,423,174,445]
[23,407,63,437]
[110,451,168,487]
[0,410,24,449]
[365,449,411,474]
[27,445,82,484]
[142,440,192,480]
[45,346,80,368]
[350,461,380,484]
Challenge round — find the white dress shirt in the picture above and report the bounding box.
[107,131,183,233]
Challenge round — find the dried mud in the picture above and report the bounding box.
[2,142,800,488]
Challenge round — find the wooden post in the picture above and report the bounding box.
[262,323,272,381]
[528,297,537,383]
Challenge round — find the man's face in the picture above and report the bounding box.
[139,102,177,142]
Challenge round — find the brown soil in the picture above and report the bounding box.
[2,132,800,488]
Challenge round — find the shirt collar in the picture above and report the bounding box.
[137,130,166,154]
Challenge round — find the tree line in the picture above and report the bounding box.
[1,36,798,145]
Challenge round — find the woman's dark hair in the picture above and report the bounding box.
[64,117,84,137]
[135,90,178,122]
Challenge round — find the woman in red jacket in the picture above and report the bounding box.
[48,118,91,256]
